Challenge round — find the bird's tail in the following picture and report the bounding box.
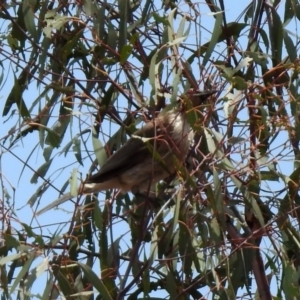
[36,192,73,216]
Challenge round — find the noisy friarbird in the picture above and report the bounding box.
[36,90,216,215]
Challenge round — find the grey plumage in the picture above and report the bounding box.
[36,90,216,215]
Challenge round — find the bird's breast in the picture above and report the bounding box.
[162,110,193,157]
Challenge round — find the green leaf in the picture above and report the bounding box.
[120,44,133,63]
[94,7,106,45]
[203,11,223,66]
[30,158,53,183]
[10,4,27,49]
[271,8,283,62]
[284,0,294,25]
[258,28,270,52]
[92,127,108,167]
[44,127,61,148]
[230,175,265,226]
[209,217,222,243]
[10,252,35,294]
[232,76,248,90]
[3,71,31,117]
[0,253,22,265]
[92,200,103,231]
[61,28,84,63]
[179,223,193,276]
[83,0,98,17]
[43,146,53,161]
[70,168,78,197]
[118,0,129,52]
[283,30,297,62]
[153,12,170,26]
[149,34,186,101]
[177,11,186,38]
[77,262,113,300]
[43,12,69,38]
[260,170,280,181]
[42,275,55,299]
[107,22,118,55]
[52,264,73,297]
[212,168,226,226]
[282,260,300,297]
[27,183,50,207]
[165,271,177,299]
[23,0,38,42]
[72,138,83,166]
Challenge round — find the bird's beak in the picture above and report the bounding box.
[190,90,218,106]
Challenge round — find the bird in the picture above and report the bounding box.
[36,90,216,215]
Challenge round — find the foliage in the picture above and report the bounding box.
[0,0,299,299]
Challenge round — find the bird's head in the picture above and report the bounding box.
[177,89,217,112]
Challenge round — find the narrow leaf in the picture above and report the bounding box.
[203,11,223,66]
[77,262,113,300]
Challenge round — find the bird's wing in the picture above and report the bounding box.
[86,121,162,183]
[36,139,151,216]
[36,192,72,216]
